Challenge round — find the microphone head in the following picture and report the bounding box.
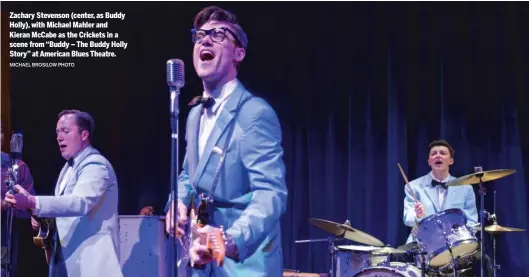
[10,132,23,160]
[166,59,185,89]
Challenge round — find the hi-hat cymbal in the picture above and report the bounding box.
[396,242,418,251]
[485,224,526,233]
[308,218,385,247]
[446,169,516,187]
[372,246,407,254]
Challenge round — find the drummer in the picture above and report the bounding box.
[403,139,479,243]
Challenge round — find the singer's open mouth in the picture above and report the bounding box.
[200,50,215,61]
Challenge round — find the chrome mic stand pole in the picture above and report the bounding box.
[3,183,14,277]
[167,59,182,277]
[4,164,18,277]
[170,86,180,277]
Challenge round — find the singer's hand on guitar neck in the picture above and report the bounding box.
[1,199,9,211]
[165,199,188,237]
[4,184,36,210]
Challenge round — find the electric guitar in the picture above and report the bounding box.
[31,215,56,265]
[188,194,226,267]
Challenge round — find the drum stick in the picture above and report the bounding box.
[397,163,418,203]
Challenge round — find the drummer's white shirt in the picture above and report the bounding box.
[431,172,450,207]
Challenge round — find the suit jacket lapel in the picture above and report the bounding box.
[193,84,246,186]
[57,146,98,196]
[187,106,202,186]
[440,175,456,210]
[55,164,70,196]
[421,174,441,212]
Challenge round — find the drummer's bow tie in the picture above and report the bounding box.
[188,96,215,109]
[431,180,447,189]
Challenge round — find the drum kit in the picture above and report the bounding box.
[296,169,526,277]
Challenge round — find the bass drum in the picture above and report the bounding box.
[353,262,428,277]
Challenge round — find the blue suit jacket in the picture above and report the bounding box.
[403,172,478,243]
[168,81,288,277]
[36,146,123,277]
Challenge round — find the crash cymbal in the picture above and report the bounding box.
[372,246,407,254]
[308,218,385,247]
[485,224,526,233]
[446,169,516,187]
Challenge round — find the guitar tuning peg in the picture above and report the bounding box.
[220,225,227,240]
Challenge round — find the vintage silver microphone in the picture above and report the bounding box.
[166,59,184,277]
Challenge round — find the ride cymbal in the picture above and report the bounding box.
[446,169,516,187]
[308,218,384,247]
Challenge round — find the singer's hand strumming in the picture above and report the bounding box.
[31,217,40,230]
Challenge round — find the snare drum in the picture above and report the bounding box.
[336,245,390,277]
[412,209,478,268]
[353,262,427,277]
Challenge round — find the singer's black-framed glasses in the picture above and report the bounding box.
[191,27,242,48]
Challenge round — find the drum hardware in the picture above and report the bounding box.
[435,218,461,277]
[446,168,516,277]
[408,248,428,277]
[295,237,344,277]
[482,191,526,277]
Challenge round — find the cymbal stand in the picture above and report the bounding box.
[295,237,343,277]
[476,171,486,277]
[491,190,499,277]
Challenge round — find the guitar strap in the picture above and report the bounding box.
[205,93,252,203]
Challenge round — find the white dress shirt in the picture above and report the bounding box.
[431,172,450,208]
[34,147,87,215]
[198,79,238,159]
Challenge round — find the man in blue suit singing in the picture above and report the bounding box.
[165,5,288,277]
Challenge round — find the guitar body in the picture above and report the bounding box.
[189,194,226,267]
[32,218,56,265]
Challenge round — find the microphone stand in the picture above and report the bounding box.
[169,85,180,277]
[3,161,19,277]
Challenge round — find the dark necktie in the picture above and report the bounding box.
[432,180,447,190]
[188,96,215,109]
[67,158,74,167]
